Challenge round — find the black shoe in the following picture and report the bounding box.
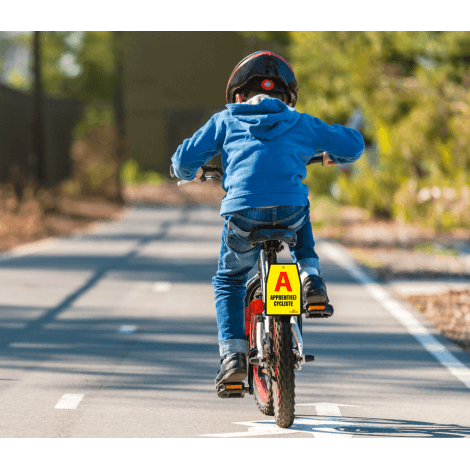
[215,353,247,388]
[303,274,329,305]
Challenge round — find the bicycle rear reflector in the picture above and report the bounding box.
[308,305,326,310]
[250,299,265,314]
[265,263,301,316]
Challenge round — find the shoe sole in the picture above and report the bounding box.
[305,294,328,304]
[215,368,247,387]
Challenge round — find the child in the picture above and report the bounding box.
[171,51,365,389]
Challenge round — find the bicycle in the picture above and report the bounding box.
[172,153,335,428]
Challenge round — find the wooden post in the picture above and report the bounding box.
[32,31,46,186]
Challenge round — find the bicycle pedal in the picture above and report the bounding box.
[304,303,334,318]
[249,356,264,365]
[217,383,247,398]
[304,354,315,362]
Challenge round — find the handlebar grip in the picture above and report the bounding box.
[201,165,224,178]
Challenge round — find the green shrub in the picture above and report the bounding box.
[412,242,459,257]
[287,31,470,231]
[120,159,165,186]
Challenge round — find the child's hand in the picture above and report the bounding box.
[322,152,339,166]
[194,167,204,180]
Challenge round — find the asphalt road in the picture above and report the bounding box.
[1,205,469,438]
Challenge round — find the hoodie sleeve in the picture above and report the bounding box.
[307,115,365,164]
[171,113,226,180]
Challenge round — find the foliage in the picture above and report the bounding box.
[73,103,115,141]
[285,32,470,231]
[412,241,459,257]
[67,123,122,200]
[238,32,291,47]
[120,159,166,186]
[1,31,118,103]
[37,31,118,104]
[39,31,121,156]
[0,32,31,91]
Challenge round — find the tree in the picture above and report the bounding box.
[287,32,470,230]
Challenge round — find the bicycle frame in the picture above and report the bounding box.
[250,241,306,381]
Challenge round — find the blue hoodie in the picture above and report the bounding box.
[171,96,365,216]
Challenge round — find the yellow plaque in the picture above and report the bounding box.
[265,263,301,316]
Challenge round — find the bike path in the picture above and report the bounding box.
[0,206,469,437]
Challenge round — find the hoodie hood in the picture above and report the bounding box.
[226,96,301,140]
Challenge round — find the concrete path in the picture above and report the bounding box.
[0,206,469,437]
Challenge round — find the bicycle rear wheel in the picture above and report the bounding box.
[272,318,295,428]
[247,278,274,416]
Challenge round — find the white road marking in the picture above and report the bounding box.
[319,240,470,390]
[55,393,84,409]
[0,239,55,263]
[203,418,351,438]
[118,325,138,334]
[297,402,359,417]
[202,411,394,438]
[152,282,172,293]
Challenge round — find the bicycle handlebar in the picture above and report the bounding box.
[174,153,330,186]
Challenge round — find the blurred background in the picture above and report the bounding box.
[1,31,470,250]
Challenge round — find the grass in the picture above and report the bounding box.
[412,241,460,257]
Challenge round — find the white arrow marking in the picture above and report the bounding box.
[298,402,360,417]
[202,403,394,438]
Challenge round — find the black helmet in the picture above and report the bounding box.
[226,51,298,107]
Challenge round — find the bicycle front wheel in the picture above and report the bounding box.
[272,318,295,428]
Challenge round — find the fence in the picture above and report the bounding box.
[0,83,82,186]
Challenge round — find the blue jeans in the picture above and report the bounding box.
[212,205,322,357]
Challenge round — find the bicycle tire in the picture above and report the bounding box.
[247,279,274,416]
[272,318,295,428]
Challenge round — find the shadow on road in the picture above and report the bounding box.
[0,315,220,394]
[295,413,470,437]
[1,206,468,401]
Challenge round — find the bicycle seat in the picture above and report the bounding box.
[248,228,297,247]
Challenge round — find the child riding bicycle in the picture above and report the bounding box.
[171,51,365,391]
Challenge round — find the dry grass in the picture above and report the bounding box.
[405,289,470,353]
[123,180,225,207]
[0,184,123,253]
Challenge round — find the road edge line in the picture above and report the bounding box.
[318,239,470,390]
